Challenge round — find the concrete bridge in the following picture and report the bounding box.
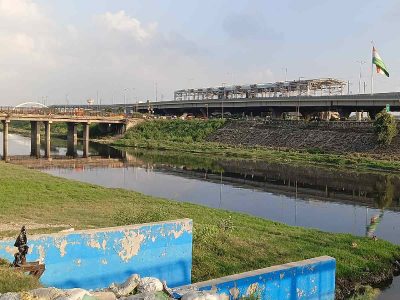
[0,112,127,161]
[136,92,400,118]
[49,92,400,118]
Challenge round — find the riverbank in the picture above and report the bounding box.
[0,162,399,299]
[112,119,400,173]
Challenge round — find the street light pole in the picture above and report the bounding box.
[221,83,226,119]
[123,88,128,114]
[154,81,158,102]
[282,67,288,82]
[297,77,305,120]
[356,60,366,94]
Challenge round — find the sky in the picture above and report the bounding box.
[0,0,400,106]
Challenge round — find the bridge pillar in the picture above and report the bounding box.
[83,122,90,158]
[67,122,78,157]
[118,124,126,135]
[30,121,41,158]
[337,108,352,120]
[44,121,52,159]
[368,109,382,120]
[2,120,9,161]
[270,108,284,119]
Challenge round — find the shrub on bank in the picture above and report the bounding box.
[122,119,226,143]
[373,110,398,146]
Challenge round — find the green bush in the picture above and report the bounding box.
[373,110,398,145]
[122,119,226,143]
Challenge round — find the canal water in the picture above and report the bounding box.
[1,132,399,298]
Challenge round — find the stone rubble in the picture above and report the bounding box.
[108,274,140,297]
[0,274,223,300]
[137,278,163,294]
[181,291,219,300]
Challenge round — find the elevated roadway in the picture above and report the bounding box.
[137,92,400,118]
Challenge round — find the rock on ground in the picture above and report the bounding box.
[108,274,140,297]
[30,288,64,300]
[55,288,91,300]
[181,291,220,300]
[91,292,116,300]
[0,293,20,300]
[125,292,168,300]
[137,278,163,294]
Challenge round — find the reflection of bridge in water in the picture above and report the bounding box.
[11,148,400,212]
[0,108,131,161]
[129,156,400,212]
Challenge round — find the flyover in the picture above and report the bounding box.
[134,92,400,118]
[50,92,400,118]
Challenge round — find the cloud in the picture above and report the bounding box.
[97,10,157,42]
[0,0,41,19]
[0,2,270,105]
[222,13,282,42]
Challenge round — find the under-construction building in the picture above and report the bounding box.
[174,78,347,101]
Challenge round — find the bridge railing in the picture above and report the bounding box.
[0,106,126,118]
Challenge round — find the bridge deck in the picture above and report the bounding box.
[0,113,127,123]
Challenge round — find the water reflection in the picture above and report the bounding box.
[2,131,399,297]
[1,132,400,244]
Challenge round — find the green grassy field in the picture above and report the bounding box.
[0,162,399,295]
[114,119,400,172]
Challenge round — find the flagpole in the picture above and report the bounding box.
[371,41,374,95]
[371,58,374,95]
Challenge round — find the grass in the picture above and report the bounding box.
[113,137,400,172]
[113,119,400,173]
[0,162,399,294]
[121,119,226,143]
[0,258,41,293]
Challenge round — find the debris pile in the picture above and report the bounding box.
[0,274,223,300]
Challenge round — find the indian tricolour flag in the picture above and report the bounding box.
[372,47,389,77]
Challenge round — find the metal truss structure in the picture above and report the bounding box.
[174,78,347,101]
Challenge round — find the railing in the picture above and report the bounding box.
[0,106,126,118]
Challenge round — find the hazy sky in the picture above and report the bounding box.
[0,0,399,105]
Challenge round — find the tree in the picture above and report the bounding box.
[373,109,398,146]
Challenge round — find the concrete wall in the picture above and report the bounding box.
[181,256,335,300]
[0,219,193,290]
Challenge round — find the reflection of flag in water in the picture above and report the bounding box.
[366,210,384,238]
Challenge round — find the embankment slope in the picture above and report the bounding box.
[207,120,400,158]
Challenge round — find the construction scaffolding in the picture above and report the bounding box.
[174,78,347,101]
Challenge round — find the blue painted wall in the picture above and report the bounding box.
[182,256,336,300]
[0,219,193,290]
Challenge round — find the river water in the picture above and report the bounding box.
[1,132,399,298]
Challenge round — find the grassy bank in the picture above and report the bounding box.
[0,162,399,297]
[114,119,400,173]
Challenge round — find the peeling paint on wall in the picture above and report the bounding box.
[0,219,193,290]
[118,231,145,262]
[180,256,335,300]
[55,239,68,257]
